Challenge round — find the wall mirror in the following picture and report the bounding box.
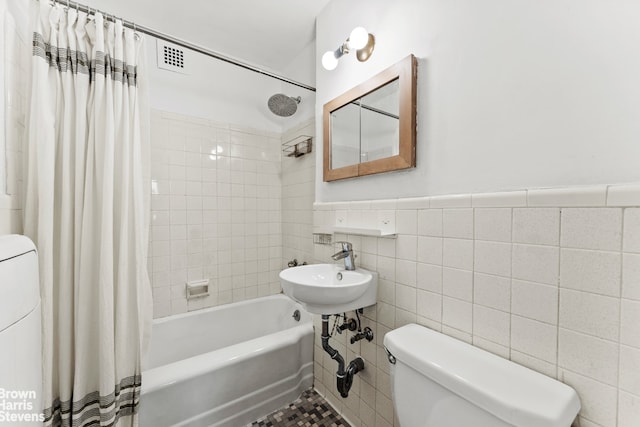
[323,54,417,181]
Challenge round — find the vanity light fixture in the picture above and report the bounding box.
[321,26,375,70]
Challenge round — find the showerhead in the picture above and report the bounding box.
[267,94,301,117]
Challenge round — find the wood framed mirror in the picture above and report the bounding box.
[323,54,417,182]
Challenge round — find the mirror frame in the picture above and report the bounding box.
[323,54,417,182]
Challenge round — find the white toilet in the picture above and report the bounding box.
[0,235,42,426]
[384,324,580,427]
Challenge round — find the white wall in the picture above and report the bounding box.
[146,36,316,134]
[316,0,640,202]
[146,37,285,133]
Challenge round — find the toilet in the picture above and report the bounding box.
[0,235,42,426]
[384,324,580,427]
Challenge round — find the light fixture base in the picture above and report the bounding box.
[356,33,375,62]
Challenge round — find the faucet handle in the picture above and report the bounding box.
[336,241,352,251]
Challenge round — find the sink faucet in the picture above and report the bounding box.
[332,241,355,271]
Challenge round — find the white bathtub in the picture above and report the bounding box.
[139,294,314,427]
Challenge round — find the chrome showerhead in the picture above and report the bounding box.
[267,94,301,117]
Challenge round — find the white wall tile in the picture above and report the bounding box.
[417,236,443,265]
[474,240,511,277]
[417,209,442,237]
[396,284,417,313]
[473,305,510,346]
[623,208,640,253]
[416,263,442,293]
[561,370,618,427]
[378,278,395,305]
[417,290,442,322]
[473,336,510,359]
[441,325,472,344]
[443,238,474,270]
[618,391,640,427]
[377,302,396,329]
[511,315,557,363]
[510,351,557,378]
[620,299,640,349]
[474,208,511,242]
[430,194,471,208]
[559,289,620,341]
[622,253,640,301]
[378,237,396,258]
[561,208,622,251]
[619,345,640,396]
[396,234,417,261]
[528,186,607,207]
[558,329,619,386]
[396,197,430,209]
[560,249,621,297]
[395,259,417,287]
[311,196,639,427]
[442,296,472,333]
[396,209,417,235]
[377,256,396,281]
[442,267,473,301]
[471,191,527,208]
[512,244,560,285]
[473,273,511,312]
[513,208,560,246]
[607,184,640,207]
[511,279,558,324]
[443,208,473,239]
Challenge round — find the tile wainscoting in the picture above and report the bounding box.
[311,184,640,427]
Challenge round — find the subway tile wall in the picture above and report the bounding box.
[148,110,285,317]
[311,192,640,427]
[281,119,315,267]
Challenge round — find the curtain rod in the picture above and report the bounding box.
[48,0,317,92]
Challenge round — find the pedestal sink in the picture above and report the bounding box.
[279,263,377,314]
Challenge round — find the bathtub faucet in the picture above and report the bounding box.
[332,241,355,271]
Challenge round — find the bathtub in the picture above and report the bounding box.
[139,294,314,427]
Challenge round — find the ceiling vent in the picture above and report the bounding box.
[156,40,188,74]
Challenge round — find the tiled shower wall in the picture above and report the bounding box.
[281,119,315,266]
[148,110,284,318]
[311,187,640,427]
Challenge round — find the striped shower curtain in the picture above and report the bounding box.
[23,1,152,426]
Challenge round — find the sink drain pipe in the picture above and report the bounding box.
[321,314,365,398]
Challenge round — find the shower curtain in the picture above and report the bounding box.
[23,2,152,426]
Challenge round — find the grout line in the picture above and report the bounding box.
[615,207,625,426]
[556,208,562,380]
[509,207,513,361]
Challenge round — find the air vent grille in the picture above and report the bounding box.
[156,40,188,74]
[163,45,184,68]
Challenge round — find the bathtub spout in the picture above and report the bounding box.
[321,315,364,398]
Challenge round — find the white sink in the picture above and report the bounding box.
[279,264,378,314]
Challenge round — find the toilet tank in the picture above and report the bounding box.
[0,235,42,426]
[384,324,580,427]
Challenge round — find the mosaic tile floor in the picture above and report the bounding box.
[249,389,351,427]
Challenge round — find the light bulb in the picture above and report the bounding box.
[322,50,338,70]
[348,27,369,50]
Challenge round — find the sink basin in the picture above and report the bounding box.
[279,264,378,314]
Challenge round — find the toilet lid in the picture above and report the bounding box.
[384,324,581,427]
